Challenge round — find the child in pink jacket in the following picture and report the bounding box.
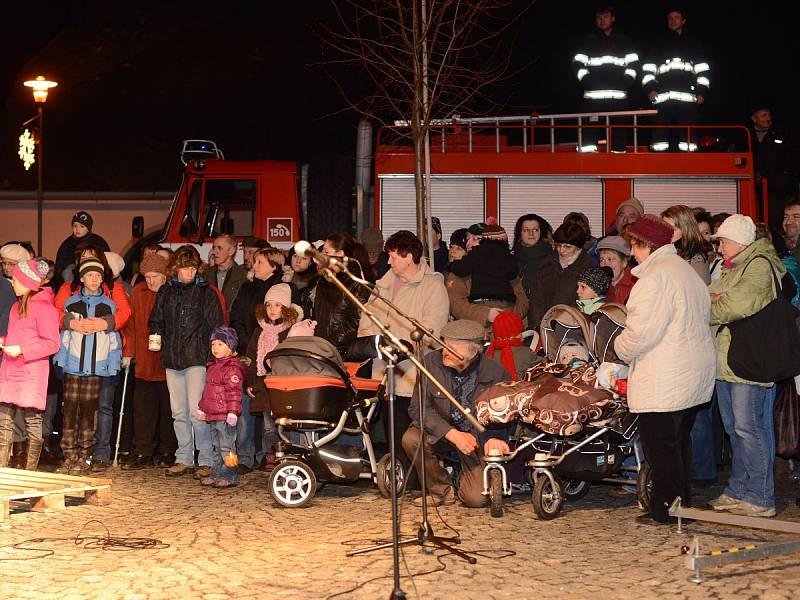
[0,259,60,470]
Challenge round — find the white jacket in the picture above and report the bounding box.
[357,260,450,397]
[614,244,715,413]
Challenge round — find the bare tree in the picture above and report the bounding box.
[320,0,528,254]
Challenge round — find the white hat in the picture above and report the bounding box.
[104,252,125,278]
[711,214,756,247]
[0,243,32,263]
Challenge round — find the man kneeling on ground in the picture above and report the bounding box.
[401,319,510,507]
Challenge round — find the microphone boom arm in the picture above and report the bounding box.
[320,265,485,434]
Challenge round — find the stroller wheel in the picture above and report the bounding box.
[636,462,654,513]
[376,453,407,498]
[489,469,504,518]
[563,479,591,502]
[268,460,317,508]
[531,474,564,520]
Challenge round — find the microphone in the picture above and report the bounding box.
[294,240,349,270]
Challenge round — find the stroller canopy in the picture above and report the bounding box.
[590,303,627,364]
[540,304,592,363]
[268,336,346,378]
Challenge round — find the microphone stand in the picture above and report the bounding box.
[317,262,482,587]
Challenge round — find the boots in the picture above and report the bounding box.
[10,441,26,469]
[0,442,11,468]
[25,439,43,471]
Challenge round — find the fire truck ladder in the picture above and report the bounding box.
[668,497,800,583]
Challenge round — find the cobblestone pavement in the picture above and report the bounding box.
[2,460,800,600]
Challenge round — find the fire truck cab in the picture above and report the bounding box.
[373,112,757,245]
[157,140,301,253]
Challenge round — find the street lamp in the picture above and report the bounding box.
[22,76,58,255]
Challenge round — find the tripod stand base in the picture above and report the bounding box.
[347,521,477,565]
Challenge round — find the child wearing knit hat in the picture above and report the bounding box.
[195,325,246,488]
[244,283,304,472]
[576,266,613,315]
[0,259,60,471]
[53,256,122,474]
[448,222,518,311]
[485,311,540,380]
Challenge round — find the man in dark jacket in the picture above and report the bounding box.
[401,319,510,508]
[748,105,800,227]
[642,8,710,152]
[573,5,639,152]
[207,234,248,314]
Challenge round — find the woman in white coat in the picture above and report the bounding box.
[614,215,716,524]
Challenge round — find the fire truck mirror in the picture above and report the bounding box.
[132,216,145,239]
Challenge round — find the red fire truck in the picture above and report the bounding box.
[152,140,301,254]
[373,112,757,244]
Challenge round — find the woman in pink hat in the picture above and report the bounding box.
[0,259,60,470]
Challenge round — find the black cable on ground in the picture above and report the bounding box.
[0,519,169,560]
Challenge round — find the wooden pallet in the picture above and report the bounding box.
[0,467,112,521]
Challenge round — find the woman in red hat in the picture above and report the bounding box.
[614,215,716,525]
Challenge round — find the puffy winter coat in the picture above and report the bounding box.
[0,288,60,410]
[708,238,787,386]
[614,244,715,413]
[357,260,449,397]
[55,280,131,332]
[148,276,224,371]
[54,289,122,377]
[199,356,246,421]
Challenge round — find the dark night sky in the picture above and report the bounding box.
[1,1,797,191]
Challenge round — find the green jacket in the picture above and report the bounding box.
[708,238,786,386]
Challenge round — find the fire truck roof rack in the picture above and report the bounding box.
[392,109,658,127]
[180,140,225,165]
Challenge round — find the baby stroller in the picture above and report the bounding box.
[263,336,382,507]
[477,304,653,519]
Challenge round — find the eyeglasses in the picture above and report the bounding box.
[553,243,577,251]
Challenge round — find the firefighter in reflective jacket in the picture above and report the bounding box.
[573,6,639,152]
[642,8,710,151]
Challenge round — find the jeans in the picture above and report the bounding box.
[690,395,718,481]
[166,367,212,467]
[716,381,775,508]
[257,410,279,464]
[236,391,255,469]
[210,420,238,485]
[42,393,58,437]
[93,377,118,462]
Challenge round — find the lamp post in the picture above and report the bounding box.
[22,76,57,255]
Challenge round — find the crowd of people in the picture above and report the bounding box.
[0,199,799,523]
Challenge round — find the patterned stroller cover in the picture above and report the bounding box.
[475,304,628,435]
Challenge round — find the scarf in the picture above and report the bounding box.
[514,241,554,272]
[486,336,523,380]
[256,319,289,376]
[448,356,481,432]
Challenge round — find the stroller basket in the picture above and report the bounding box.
[265,375,350,423]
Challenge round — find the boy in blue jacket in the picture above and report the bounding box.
[54,257,121,474]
